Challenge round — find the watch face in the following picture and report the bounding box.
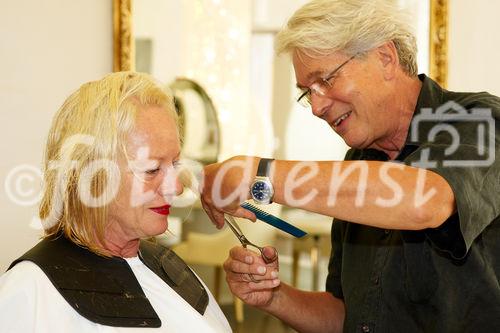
[251,180,273,202]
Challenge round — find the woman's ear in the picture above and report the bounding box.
[375,41,399,80]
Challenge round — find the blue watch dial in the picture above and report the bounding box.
[251,181,272,201]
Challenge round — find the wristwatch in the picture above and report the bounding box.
[250,158,275,205]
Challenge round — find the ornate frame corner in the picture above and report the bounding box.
[429,0,448,88]
[113,0,134,71]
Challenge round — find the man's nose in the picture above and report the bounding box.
[310,92,331,118]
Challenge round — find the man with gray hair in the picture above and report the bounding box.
[201,0,500,331]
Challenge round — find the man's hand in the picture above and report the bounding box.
[223,246,280,307]
[200,156,260,228]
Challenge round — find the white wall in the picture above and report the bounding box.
[0,0,112,271]
[448,0,500,95]
[133,0,183,83]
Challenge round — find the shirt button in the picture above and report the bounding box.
[372,276,379,285]
[361,324,370,332]
[384,229,391,235]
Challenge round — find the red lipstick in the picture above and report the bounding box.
[150,204,170,216]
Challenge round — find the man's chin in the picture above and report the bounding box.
[343,138,368,150]
[336,132,355,147]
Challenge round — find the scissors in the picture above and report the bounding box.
[224,214,277,282]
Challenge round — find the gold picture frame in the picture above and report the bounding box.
[113,0,448,86]
[429,0,448,87]
[112,0,134,72]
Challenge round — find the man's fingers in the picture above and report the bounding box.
[226,271,269,283]
[212,209,226,228]
[226,271,252,283]
[200,199,215,223]
[225,247,276,272]
[262,246,278,263]
[248,278,281,290]
[229,246,258,262]
[225,260,279,278]
[200,200,224,229]
[233,206,257,221]
[226,271,280,289]
[228,246,279,269]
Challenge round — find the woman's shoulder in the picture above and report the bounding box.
[3,259,46,275]
[0,261,49,330]
[0,260,50,291]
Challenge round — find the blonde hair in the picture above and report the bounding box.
[39,72,177,256]
[275,0,418,76]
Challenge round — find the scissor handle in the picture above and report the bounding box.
[243,243,277,265]
[260,246,278,264]
[224,214,277,264]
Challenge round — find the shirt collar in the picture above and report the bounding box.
[349,74,446,162]
[404,74,445,146]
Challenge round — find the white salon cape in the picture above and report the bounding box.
[0,258,232,332]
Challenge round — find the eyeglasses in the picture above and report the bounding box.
[296,54,357,107]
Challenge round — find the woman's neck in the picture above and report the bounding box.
[100,223,141,258]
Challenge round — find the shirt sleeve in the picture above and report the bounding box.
[403,118,500,259]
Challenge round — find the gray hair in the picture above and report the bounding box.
[275,0,418,76]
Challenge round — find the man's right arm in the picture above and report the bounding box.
[262,283,345,333]
[224,246,344,333]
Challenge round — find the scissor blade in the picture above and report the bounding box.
[224,215,244,239]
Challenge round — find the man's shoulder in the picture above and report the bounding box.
[443,89,500,112]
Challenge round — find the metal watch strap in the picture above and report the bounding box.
[256,158,274,177]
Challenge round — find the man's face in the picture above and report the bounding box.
[292,49,396,150]
[106,105,183,242]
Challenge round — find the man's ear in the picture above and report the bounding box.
[375,41,400,80]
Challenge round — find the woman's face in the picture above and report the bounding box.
[106,105,183,243]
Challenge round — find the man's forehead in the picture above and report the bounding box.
[293,49,345,82]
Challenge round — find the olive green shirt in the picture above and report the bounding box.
[326,75,500,332]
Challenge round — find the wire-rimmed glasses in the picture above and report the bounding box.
[296,53,358,107]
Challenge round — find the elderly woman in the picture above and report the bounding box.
[0,72,231,332]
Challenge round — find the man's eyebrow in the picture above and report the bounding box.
[307,70,325,80]
[296,70,326,88]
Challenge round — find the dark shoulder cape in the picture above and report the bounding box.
[8,235,208,328]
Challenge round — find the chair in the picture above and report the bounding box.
[172,202,281,324]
